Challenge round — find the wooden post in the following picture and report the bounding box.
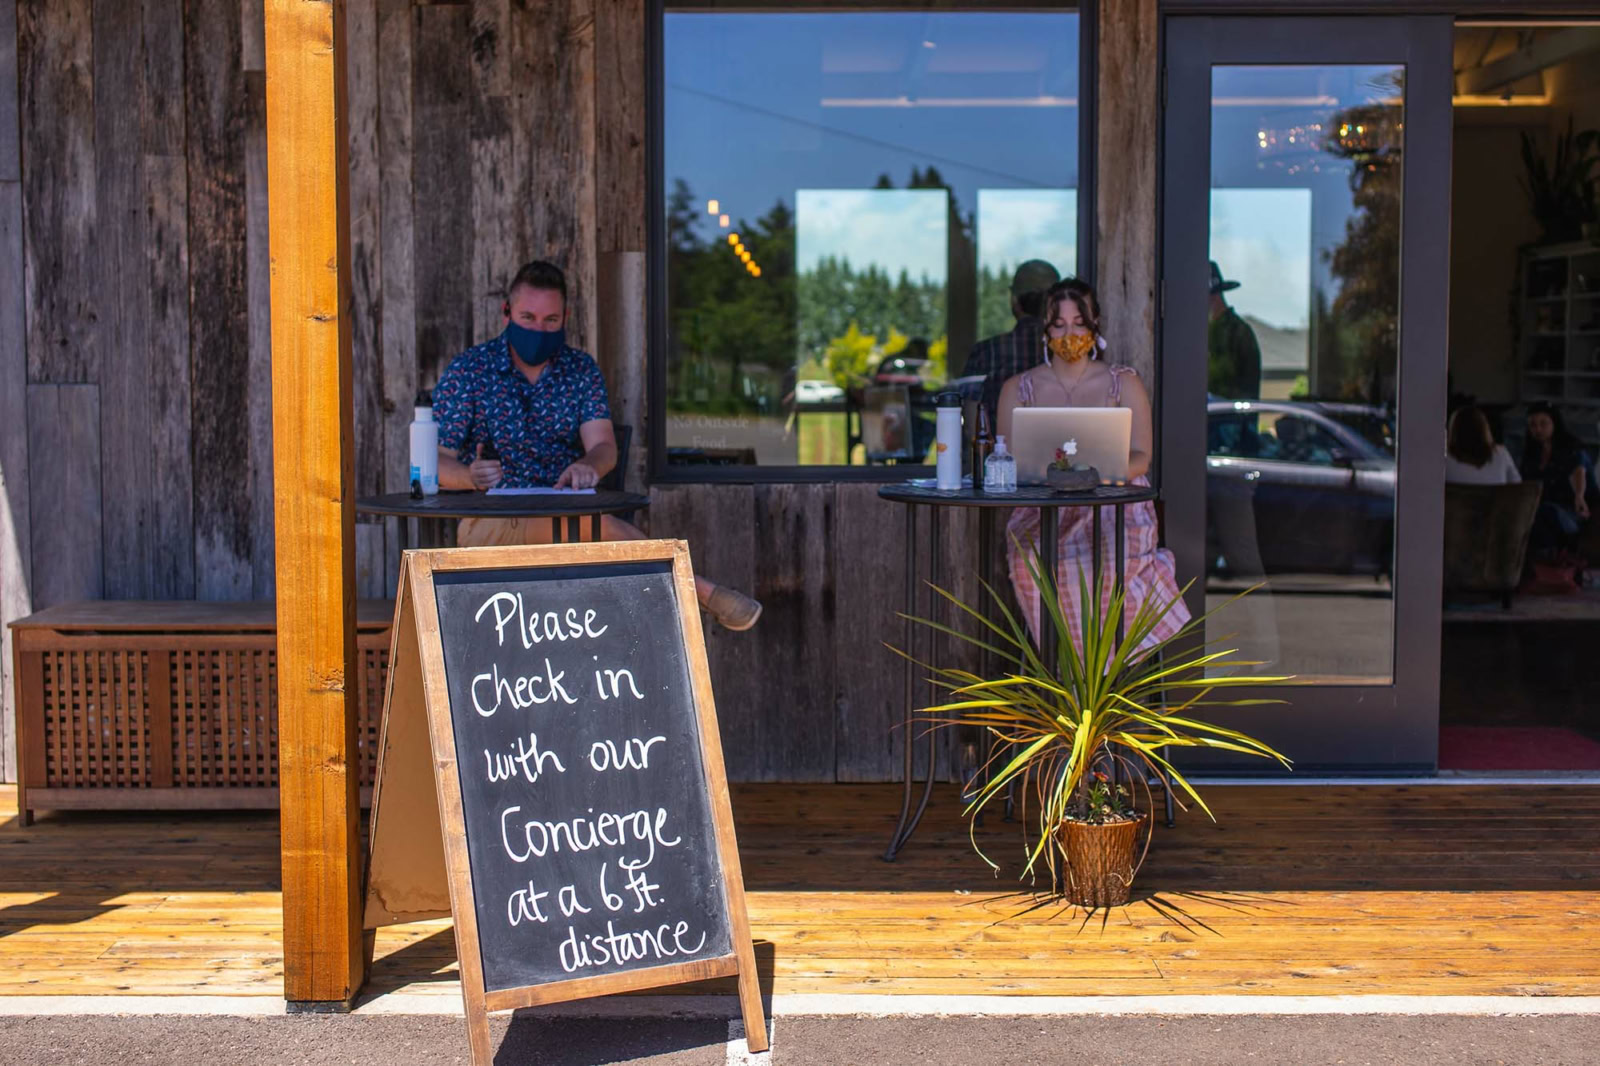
[1096,0,1161,382]
[264,0,364,1008]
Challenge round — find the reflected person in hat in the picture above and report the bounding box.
[1207,260,1261,400]
[964,258,1061,421]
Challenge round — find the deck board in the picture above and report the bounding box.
[2,783,1599,999]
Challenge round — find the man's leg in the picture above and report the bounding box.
[456,515,761,630]
[596,516,759,629]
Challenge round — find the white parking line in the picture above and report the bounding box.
[727,1018,773,1063]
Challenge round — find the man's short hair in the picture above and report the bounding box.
[506,260,568,305]
[1010,259,1060,318]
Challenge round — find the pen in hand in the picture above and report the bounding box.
[471,441,504,491]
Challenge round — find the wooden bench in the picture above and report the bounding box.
[9,600,394,825]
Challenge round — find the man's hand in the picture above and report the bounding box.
[470,444,503,491]
[555,460,599,490]
[1578,496,1591,521]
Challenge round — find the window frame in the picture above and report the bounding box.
[647,0,1099,484]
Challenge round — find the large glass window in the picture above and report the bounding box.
[660,8,1080,471]
[1202,65,1403,683]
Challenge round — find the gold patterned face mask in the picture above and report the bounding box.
[1047,331,1096,363]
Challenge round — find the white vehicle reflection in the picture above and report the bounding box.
[794,380,846,405]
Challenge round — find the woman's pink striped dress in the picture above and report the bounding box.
[1005,364,1189,659]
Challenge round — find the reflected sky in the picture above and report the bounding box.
[1211,188,1312,331]
[665,10,1080,268]
[1210,64,1403,330]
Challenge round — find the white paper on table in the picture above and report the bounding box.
[486,486,597,496]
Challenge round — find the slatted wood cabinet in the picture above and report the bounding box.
[9,601,393,825]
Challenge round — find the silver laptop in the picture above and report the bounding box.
[1010,407,1133,484]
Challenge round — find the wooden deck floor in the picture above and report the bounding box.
[2,783,1598,999]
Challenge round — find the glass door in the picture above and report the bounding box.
[1161,16,1452,771]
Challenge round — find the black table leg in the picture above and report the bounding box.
[1115,503,1127,647]
[884,504,920,861]
[590,513,601,542]
[1040,507,1059,671]
[900,510,942,847]
[1092,504,1103,603]
[968,509,995,819]
[567,515,581,543]
[396,516,409,554]
[549,517,562,545]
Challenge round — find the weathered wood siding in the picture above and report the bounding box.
[0,0,28,782]
[0,0,982,784]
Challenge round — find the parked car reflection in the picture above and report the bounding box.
[1207,400,1396,577]
[793,379,845,405]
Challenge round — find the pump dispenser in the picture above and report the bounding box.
[984,434,1016,493]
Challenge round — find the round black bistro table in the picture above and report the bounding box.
[876,482,1159,861]
[355,489,651,550]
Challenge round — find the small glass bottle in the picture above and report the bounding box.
[970,401,994,494]
[985,434,1016,493]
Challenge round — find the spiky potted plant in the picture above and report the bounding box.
[903,556,1292,908]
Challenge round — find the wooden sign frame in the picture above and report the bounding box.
[363,540,767,1063]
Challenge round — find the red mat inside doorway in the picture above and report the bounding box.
[1438,726,1600,771]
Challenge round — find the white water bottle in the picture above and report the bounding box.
[985,434,1017,493]
[409,390,439,496]
[934,390,963,491]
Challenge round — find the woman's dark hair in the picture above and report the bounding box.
[1043,278,1102,346]
[506,260,567,305]
[1447,404,1494,468]
[1526,401,1581,449]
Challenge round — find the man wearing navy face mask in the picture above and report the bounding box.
[435,260,613,493]
[433,259,762,630]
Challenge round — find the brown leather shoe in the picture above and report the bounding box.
[706,586,762,631]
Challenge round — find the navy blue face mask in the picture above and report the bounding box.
[504,321,564,368]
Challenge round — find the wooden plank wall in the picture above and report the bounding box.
[0,0,28,782]
[1,0,984,784]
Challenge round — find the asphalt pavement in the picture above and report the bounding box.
[4,1012,1600,1066]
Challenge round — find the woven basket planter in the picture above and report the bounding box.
[1056,811,1150,907]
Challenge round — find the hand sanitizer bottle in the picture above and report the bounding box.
[985,434,1016,493]
[409,390,439,496]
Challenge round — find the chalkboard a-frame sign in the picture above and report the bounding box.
[363,541,767,1064]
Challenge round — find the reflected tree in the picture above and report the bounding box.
[1315,81,1403,407]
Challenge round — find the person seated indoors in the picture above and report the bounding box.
[434,259,762,631]
[1445,405,1519,485]
[1518,401,1591,563]
[995,278,1189,659]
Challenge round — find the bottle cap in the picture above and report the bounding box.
[993,435,1008,455]
[414,389,432,407]
[935,389,962,408]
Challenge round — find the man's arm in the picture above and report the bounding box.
[554,420,617,489]
[438,446,502,491]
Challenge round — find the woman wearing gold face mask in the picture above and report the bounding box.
[994,279,1188,657]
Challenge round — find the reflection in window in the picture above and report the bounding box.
[662,9,1079,468]
[1203,65,1403,685]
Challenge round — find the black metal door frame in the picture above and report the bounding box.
[1160,14,1453,771]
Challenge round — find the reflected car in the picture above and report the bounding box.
[793,380,845,405]
[1206,400,1396,577]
